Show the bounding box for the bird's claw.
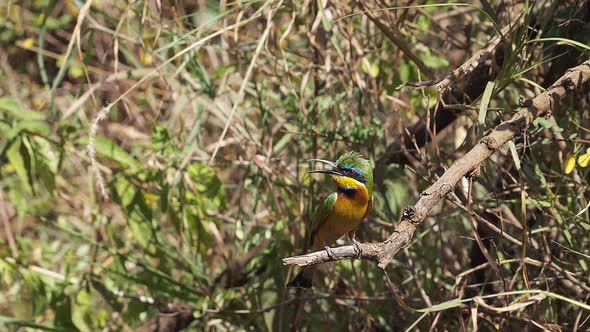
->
[352,239,362,259]
[324,245,336,260]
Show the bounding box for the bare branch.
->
[283,60,590,269]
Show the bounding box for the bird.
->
[287,151,373,289]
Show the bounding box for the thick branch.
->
[283,60,590,269]
[376,21,518,171]
[282,221,415,269]
[136,303,195,332]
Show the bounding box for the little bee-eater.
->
[287,151,373,289]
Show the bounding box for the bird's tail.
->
[286,267,316,289]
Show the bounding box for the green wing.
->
[309,192,337,246]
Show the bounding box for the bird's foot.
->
[324,245,336,260]
[352,238,362,259]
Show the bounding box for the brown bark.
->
[136,303,195,332]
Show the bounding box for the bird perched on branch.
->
[287,151,373,289]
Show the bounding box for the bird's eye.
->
[341,167,359,177]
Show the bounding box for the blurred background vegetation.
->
[0,0,589,331]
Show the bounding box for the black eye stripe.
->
[338,166,367,183]
[340,166,359,174]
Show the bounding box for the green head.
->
[308,151,374,196]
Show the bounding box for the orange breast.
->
[311,186,370,250]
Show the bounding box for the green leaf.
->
[421,49,449,69]
[417,298,462,312]
[37,159,56,193]
[4,135,57,194]
[525,198,552,208]
[6,136,33,193]
[32,136,59,173]
[112,175,153,248]
[0,315,61,331]
[52,291,76,330]
[17,119,51,135]
[530,37,590,52]
[362,59,379,78]
[0,97,46,121]
[0,122,16,141]
[0,97,21,114]
[78,136,140,169]
[533,117,553,129]
[478,81,495,127]
[186,163,226,212]
[533,163,547,187]
[113,175,136,207]
[399,62,411,82]
[152,124,171,152]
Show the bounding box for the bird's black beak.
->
[307,159,342,176]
